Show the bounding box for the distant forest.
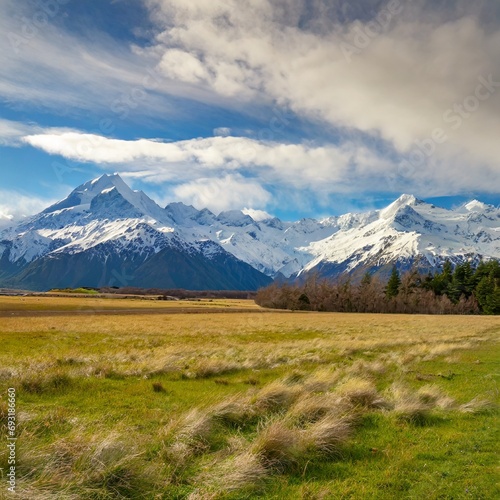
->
[255,260,500,315]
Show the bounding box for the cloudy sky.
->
[1,0,499,222]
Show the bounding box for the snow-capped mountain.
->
[297,195,500,281]
[0,174,498,291]
[0,174,271,291]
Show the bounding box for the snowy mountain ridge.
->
[1,174,499,290]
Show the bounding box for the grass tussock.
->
[301,414,352,456]
[417,384,456,410]
[253,380,301,412]
[251,419,303,471]
[88,364,127,380]
[1,298,498,499]
[302,368,341,393]
[56,357,86,367]
[194,451,268,497]
[386,383,433,424]
[165,409,216,455]
[336,377,387,409]
[347,359,388,376]
[458,397,497,414]
[16,430,148,499]
[191,359,239,379]
[210,396,257,427]
[20,371,73,394]
[286,392,348,426]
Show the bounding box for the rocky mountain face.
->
[1,174,498,290]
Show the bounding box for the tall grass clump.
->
[20,371,73,394]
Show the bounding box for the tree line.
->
[255,260,500,315]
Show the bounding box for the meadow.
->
[0,297,498,499]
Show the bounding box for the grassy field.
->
[0,297,498,499]
[0,296,260,312]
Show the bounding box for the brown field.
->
[0,296,498,499]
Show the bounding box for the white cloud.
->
[213,127,231,137]
[0,189,56,227]
[0,0,263,121]
[21,130,387,191]
[144,0,500,184]
[21,127,500,199]
[174,175,271,213]
[3,0,500,212]
[242,208,273,221]
[0,118,39,146]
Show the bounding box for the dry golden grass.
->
[286,392,347,425]
[0,297,498,498]
[301,414,352,456]
[458,396,497,414]
[252,380,302,412]
[164,408,215,455]
[417,384,456,410]
[302,367,342,393]
[0,295,260,312]
[251,419,303,470]
[336,377,383,409]
[204,450,268,493]
[210,396,257,426]
[1,303,497,386]
[386,382,433,423]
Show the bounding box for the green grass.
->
[0,299,498,498]
[50,288,100,295]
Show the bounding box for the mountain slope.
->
[296,195,500,281]
[0,174,272,291]
[1,175,498,290]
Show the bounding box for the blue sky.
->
[1,0,499,223]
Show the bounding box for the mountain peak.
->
[217,210,254,226]
[43,173,133,214]
[2,175,499,291]
[165,202,200,224]
[38,173,171,225]
[90,172,122,184]
[463,200,490,212]
[380,194,421,219]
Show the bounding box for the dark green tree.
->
[447,261,474,302]
[360,272,372,286]
[386,266,401,298]
[297,293,311,310]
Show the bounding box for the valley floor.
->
[0,297,498,499]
